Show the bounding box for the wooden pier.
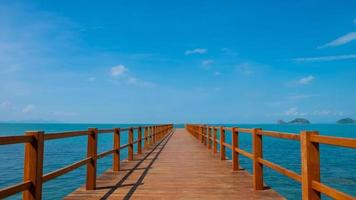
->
[65,128,283,199]
[0,124,355,200]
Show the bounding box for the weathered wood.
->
[128,128,134,161]
[213,127,217,153]
[113,128,120,171]
[65,129,283,200]
[220,126,226,160]
[138,127,142,154]
[301,131,320,200]
[86,128,98,190]
[144,127,148,149]
[232,127,239,171]
[23,131,44,200]
[253,128,263,190]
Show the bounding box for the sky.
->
[0,0,356,123]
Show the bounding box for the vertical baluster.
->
[113,128,120,171]
[213,127,217,153]
[252,128,263,190]
[144,127,148,149]
[220,127,226,160]
[207,127,212,149]
[301,131,320,200]
[232,127,239,171]
[23,131,44,200]
[138,127,142,154]
[128,128,134,161]
[86,128,98,190]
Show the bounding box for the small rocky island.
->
[277,118,310,124]
[337,118,355,124]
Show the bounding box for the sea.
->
[0,123,355,199]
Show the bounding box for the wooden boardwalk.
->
[65,128,284,200]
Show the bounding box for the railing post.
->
[207,127,212,149]
[113,128,120,171]
[144,127,148,149]
[232,127,239,171]
[23,131,44,200]
[301,131,321,200]
[86,128,98,190]
[138,127,142,154]
[220,127,226,160]
[252,128,263,190]
[128,128,134,161]
[213,127,217,153]
[204,126,207,146]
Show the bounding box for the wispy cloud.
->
[22,104,35,113]
[235,62,254,76]
[185,48,207,55]
[109,65,155,88]
[0,101,13,110]
[110,65,128,77]
[292,54,356,62]
[354,19,356,24]
[318,32,356,48]
[213,71,221,76]
[201,59,214,70]
[298,75,314,85]
[284,107,307,116]
[288,94,319,100]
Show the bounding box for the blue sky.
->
[0,0,356,123]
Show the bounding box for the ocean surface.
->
[0,123,355,200]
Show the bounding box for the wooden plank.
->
[43,158,91,182]
[232,127,239,171]
[65,128,284,200]
[0,135,34,145]
[220,127,226,160]
[44,130,88,140]
[310,135,356,148]
[259,130,300,141]
[312,181,354,200]
[0,181,31,199]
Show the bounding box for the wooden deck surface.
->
[65,128,284,199]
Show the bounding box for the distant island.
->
[277,118,311,124]
[337,118,355,124]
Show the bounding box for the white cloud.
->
[236,62,254,76]
[288,94,319,100]
[0,101,12,109]
[201,60,214,69]
[126,77,155,88]
[22,104,35,113]
[292,54,356,62]
[318,32,356,48]
[284,107,307,116]
[298,75,314,85]
[185,48,207,55]
[110,65,128,77]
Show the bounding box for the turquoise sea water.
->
[0,123,355,199]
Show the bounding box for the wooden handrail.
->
[185,124,356,200]
[0,124,173,199]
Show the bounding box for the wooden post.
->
[232,127,239,171]
[128,128,134,161]
[113,128,120,171]
[23,131,44,200]
[252,128,263,190]
[204,126,207,146]
[207,127,212,149]
[301,131,321,200]
[86,128,98,190]
[220,127,226,160]
[144,127,148,149]
[213,127,217,153]
[138,127,142,154]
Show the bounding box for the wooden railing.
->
[185,124,356,200]
[0,124,173,200]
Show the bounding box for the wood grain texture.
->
[65,128,284,200]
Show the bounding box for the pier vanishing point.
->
[0,124,355,200]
